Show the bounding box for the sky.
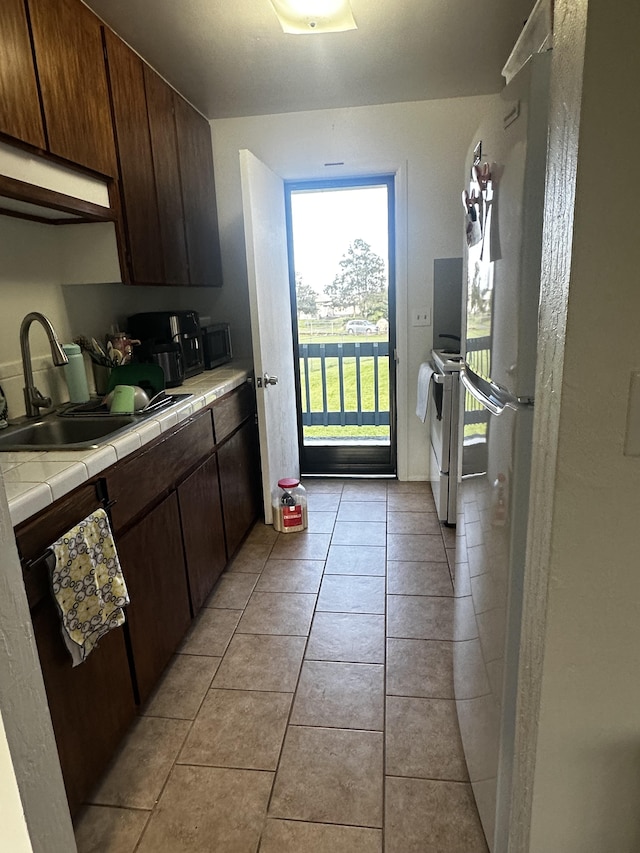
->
[289,185,389,298]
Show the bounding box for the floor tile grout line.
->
[237,589,321,596]
[129,711,193,853]
[386,556,453,561]
[259,523,331,845]
[77,481,472,850]
[384,772,474,785]
[259,814,384,830]
[384,772,471,784]
[189,524,280,853]
[286,722,385,735]
[132,522,280,852]
[387,591,454,599]
[130,809,153,853]
[83,803,152,814]
[386,692,459,701]
[87,657,220,820]
[382,485,388,853]
[305,655,385,665]
[262,482,388,846]
[173,758,285,773]
[387,634,454,641]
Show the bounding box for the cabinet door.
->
[178,454,227,614]
[32,607,134,816]
[107,411,214,534]
[0,0,45,148]
[174,95,223,287]
[217,418,261,557]
[213,381,256,445]
[116,492,191,704]
[144,65,189,285]
[103,29,164,284]
[28,0,117,176]
[15,485,136,818]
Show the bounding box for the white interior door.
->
[240,149,300,523]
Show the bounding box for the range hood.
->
[0,141,115,224]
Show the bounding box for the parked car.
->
[345,319,377,335]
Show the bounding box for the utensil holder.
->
[93,364,112,396]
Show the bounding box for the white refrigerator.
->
[453,51,551,852]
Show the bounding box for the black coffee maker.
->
[128,311,204,387]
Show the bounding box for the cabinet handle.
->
[23,549,54,573]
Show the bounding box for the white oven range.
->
[428,348,463,525]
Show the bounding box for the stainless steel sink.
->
[0,415,138,451]
[0,393,193,451]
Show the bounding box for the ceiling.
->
[84,0,535,120]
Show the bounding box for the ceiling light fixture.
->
[269,0,357,34]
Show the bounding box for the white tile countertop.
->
[1,363,253,527]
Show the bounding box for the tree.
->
[295,273,318,318]
[325,238,386,319]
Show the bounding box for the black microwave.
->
[202,323,232,370]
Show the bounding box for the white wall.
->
[210,95,496,479]
[0,216,228,418]
[512,1,640,850]
[0,468,77,852]
[1,218,70,415]
[0,713,32,853]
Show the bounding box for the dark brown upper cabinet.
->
[103,29,164,284]
[105,40,222,288]
[0,0,45,149]
[174,94,223,287]
[27,0,117,177]
[144,65,189,286]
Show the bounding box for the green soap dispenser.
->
[62,344,90,403]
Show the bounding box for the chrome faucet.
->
[20,312,68,418]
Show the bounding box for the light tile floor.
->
[74,479,489,853]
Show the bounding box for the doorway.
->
[285,176,396,475]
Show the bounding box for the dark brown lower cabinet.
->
[178,453,227,614]
[217,417,261,557]
[14,484,136,818]
[12,383,260,818]
[31,609,134,816]
[116,491,191,704]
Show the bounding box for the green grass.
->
[298,322,390,441]
[299,331,387,345]
[301,356,388,406]
[300,349,390,442]
[466,315,490,340]
[305,425,390,440]
[464,423,487,439]
[298,325,487,443]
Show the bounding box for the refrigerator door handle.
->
[461,364,533,415]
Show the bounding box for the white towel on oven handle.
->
[416,362,434,423]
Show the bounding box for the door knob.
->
[257,373,278,387]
